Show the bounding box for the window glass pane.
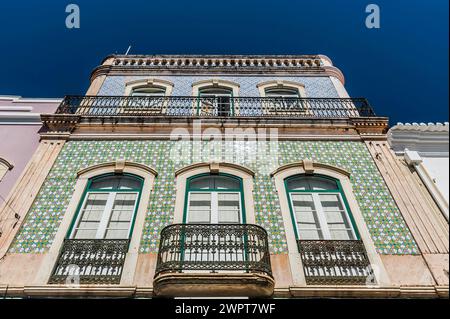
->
[188,193,211,223]
[189,176,240,190]
[131,87,166,96]
[189,176,214,189]
[105,193,138,239]
[291,194,323,240]
[199,88,232,96]
[265,88,299,97]
[329,229,355,240]
[74,229,98,239]
[105,229,129,239]
[319,194,355,240]
[90,175,142,190]
[218,193,240,223]
[73,193,108,239]
[214,176,240,189]
[287,176,338,191]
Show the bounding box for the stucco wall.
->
[0,99,59,202]
[422,157,449,203]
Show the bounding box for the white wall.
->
[422,157,449,203]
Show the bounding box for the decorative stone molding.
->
[175,162,255,177]
[90,55,346,83]
[124,78,174,96]
[270,160,351,178]
[191,79,240,97]
[40,114,80,133]
[388,122,449,156]
[256,80,306,97]
[111,55,323,68]
[350,117,389,138]
[77,161,158,178]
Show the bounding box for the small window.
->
[0,159,12,182]
[186,174,243,224]
[70,174,143,240]
[264,87,303,112]
[265,87,300,98]
[286,175,358,241]
[131,87,166,97]
[198,87,233,116]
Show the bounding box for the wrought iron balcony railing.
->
[55,96,376,118]
[48,239,130,285]
[297,240,373,285]
[155,224,273,277]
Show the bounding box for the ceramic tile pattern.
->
[10,140,419,255]
[98,76,340,98]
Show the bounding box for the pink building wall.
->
[0,96,61,202]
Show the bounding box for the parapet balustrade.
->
[297,239,373,285]
[55,96,376,118]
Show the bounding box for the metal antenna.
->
[125,45,132,55]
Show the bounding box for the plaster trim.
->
[173,162,256,225]
[271,161,391,287]
[124,78,174,96]
[256,80,306,97]
[34,161,158,286]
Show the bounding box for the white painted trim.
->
[272,163,391,287]
[256,80,306,98]
[192,79,240,98]
[0,96,62,104]
[33,162,157,286]
[404,151,450,220]
[173,163,255,225]
[124,78,174,96]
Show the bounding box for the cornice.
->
[388,123,449,155]
[90,55,346,84]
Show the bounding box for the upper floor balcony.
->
[54,95,376,119]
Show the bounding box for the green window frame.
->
[284,174,360,241]
[183,173,246,224]
[67,173,144,240]
[197,87,235,116]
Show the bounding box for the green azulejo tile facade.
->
[10,140,419,255]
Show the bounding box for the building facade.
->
[0,96,60,209]
[388,122,449,220]
[0,55,448,298]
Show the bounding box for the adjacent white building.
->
[388,122,449,220]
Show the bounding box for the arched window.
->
[0,158,13,182]
[192,80,240,116]
[130,86,166,97]
[265,87,300,98]
[185,174,244,224]
[69,174,143,240]
[198,87,233,117]
[285,174,359,241]
[257,80,307,114]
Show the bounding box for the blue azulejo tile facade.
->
[10,140,419,255]
[98,76,340,98]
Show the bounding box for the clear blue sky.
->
[0,0,448,124]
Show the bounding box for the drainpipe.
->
[404,149,449,221]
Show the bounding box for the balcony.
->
[54,96,376,118]
[153,224,274,297]
[297,240,373,285]
[48,239,129,285]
